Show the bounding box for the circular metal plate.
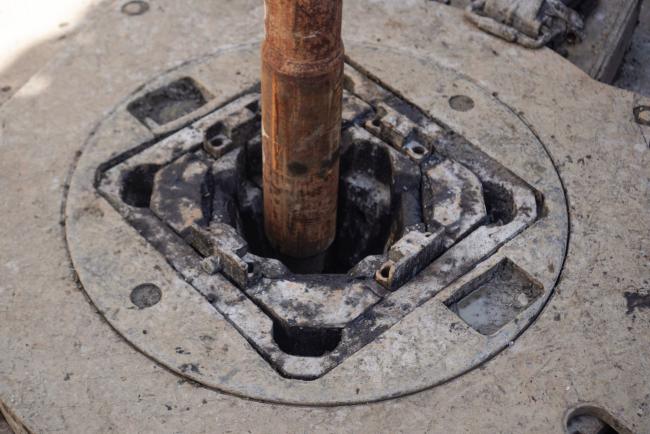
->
[65,44,568,405]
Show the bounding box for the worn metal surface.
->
[0,0,648,432]
[261,0,344,258]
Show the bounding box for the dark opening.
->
[246,100,260,113]
[483,181,516,226]
[329,140,394,272]
[272,321,342,357]
[379,264,392,279]
[120,164,160,208]
[127,77,210,126]
[238,138,396,275]
[566,406,625,434]
[568,0,600,18]
[412,145,426,155]
[205,122,225,147]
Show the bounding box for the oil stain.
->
[624,291,650,314]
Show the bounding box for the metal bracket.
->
[375,229,446,290]
[187,223,261,289]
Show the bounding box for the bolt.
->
[261,0,344,259]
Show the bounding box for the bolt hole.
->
[205,122,225,146]
[247,262,255,275]
[121,1,149,16]
[130,284,162,309]
[120,164,160,208]
[372,118,381,127]
[272,321,342,358]
[412,145,426,155]
[380,264,392,280]
[449,95,475,112]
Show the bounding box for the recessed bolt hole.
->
[272,321,342,358]
[247,262,255,274]
[380,264,392,280]
[120,164,160,208]
[130,283,162,309]
[412,145,426,155]
[449,95,475,112]
[121,1,149,16]
[205,122,225,146]
[372,118,381,127]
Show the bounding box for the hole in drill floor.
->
[483,181,516,226]
[272,321,342,358]
[120,164,160,208]
[567,415,618,434]
[239,136,396,275]
[446,259,543,335]
[127,77,212,127]
[566,406,630,434]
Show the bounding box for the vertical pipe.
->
[261,0,344,259]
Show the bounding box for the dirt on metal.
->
[261,0,344,258]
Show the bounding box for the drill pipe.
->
[261,0,344,259]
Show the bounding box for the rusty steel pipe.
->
[261,0,344,259]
